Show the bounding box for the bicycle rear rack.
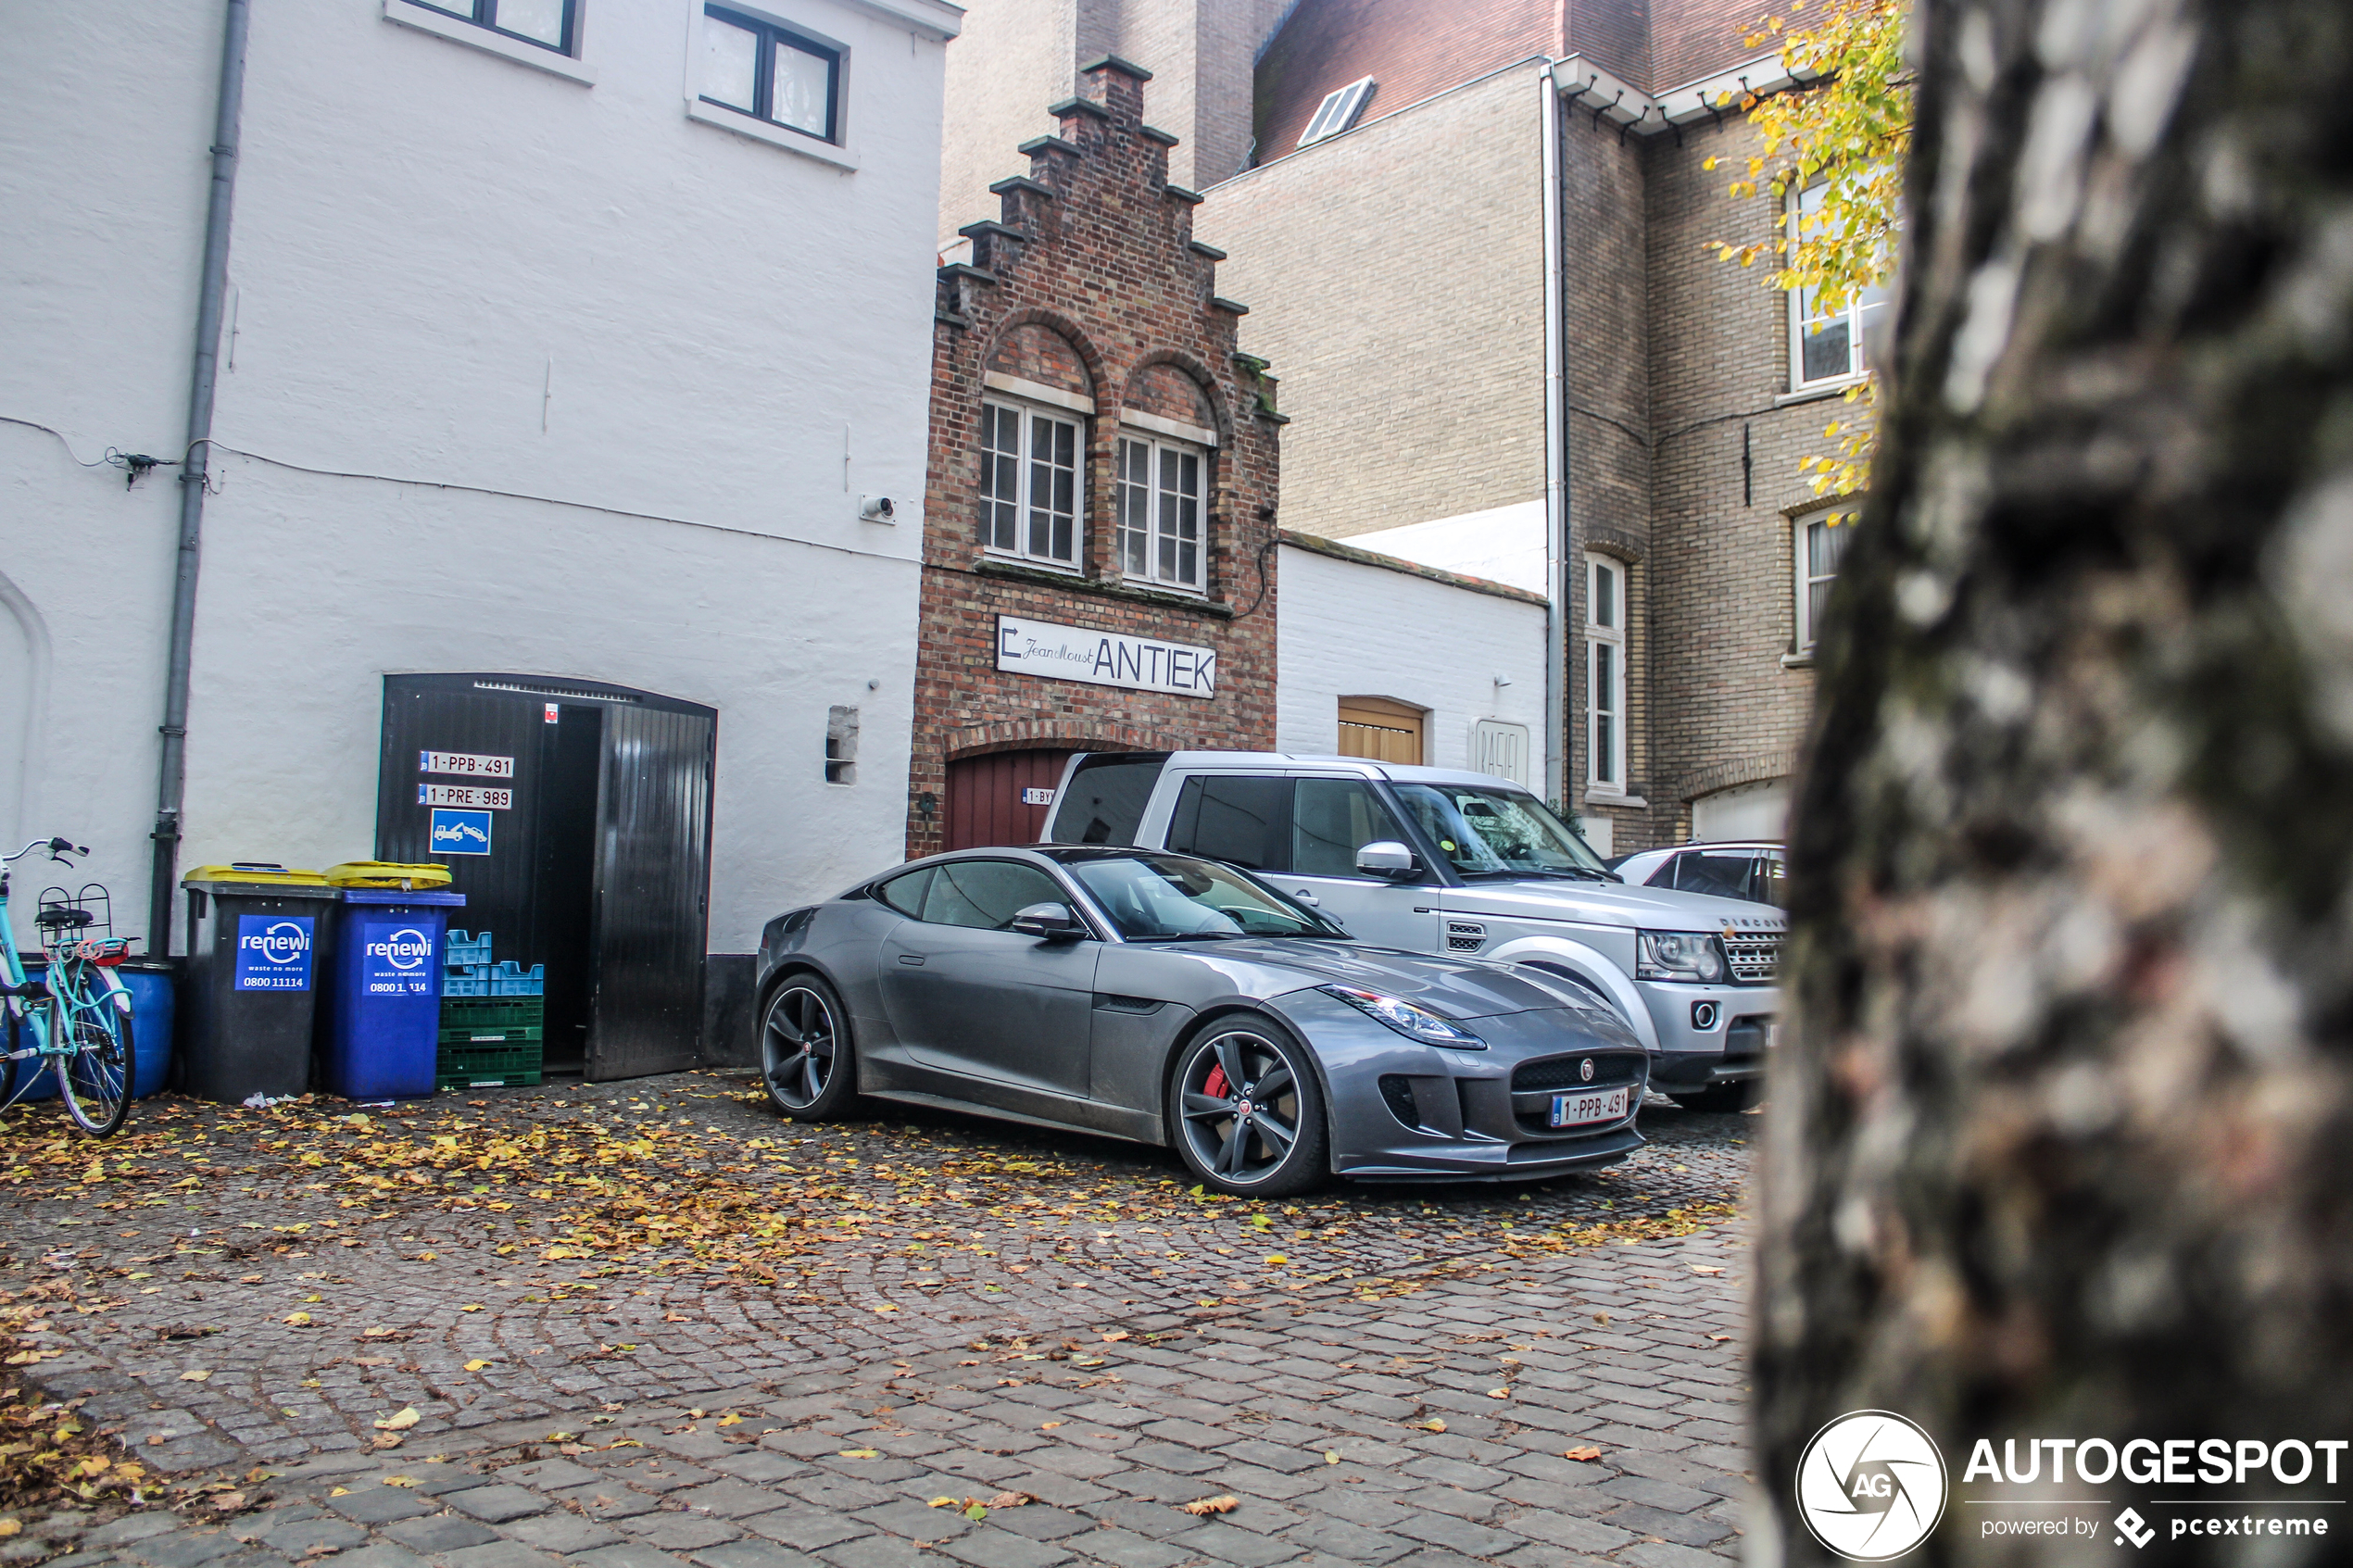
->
[36,884,132,962]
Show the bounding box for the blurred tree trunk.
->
[1758,0,2353,1554]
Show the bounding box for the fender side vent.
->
[1092,994,1164,1013]
[1445,920,1486,952]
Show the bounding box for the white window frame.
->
[979,398,1084,571]
[1299,76,1377,149]
[1115,433,1208,593]
[1794,505,1856,652]
[1585,554,1626,791]
[1786,181,1893,391]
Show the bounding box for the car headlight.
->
[1636,931,1728,984]
[1319,985,1486,1049]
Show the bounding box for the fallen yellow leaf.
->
[928,1498,961,1509]
[374,1407,421,1432]
[1487,1388,1511,1399]
[1421,1418,1447,1433]
[1325,1451,1340,1465]
[1181,1496,1239,1516]
[1691,1265,1724,1275]
[282,1311,313,1326]
[382,1476,417,1488]
[716,1413,743,1426]
[0,1520,19,1538]
[1566,1445,1604,1461]
[1264,1254,1288,1266]
[329,1487,350,1498]
[838,1449,879,1459]
[1040,1421,1063,1430]
[182,1369,212,1382]
[459,1304,483,1313]
[464,1360,492,1372]
[987,1492,1035,1509]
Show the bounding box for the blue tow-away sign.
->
[430,808,494,856]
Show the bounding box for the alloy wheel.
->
[762,985,839,1111]
[1177,1028,1303,1186]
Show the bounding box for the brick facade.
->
[911,56,1285,859]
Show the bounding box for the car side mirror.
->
[1354,841,1419,879]
[1009,901,1087,941]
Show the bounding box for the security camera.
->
[859,495,895,521]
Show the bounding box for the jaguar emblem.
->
[1579,1059,1595,1083]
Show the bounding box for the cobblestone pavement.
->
[2,1074,1754,1568]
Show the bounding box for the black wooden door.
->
[586,700,714,1081]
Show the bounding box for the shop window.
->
[1115,435,1205,591]
[701,4,841,143]
[413,0,575,53]
[825,705,858,784]
[1587,555,1625,790]
[1794,508,1855,651]
[982,400,1082,568]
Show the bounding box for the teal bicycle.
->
[1,837,136,1137]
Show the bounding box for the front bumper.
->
[1269,988,1649,1181]
[1636,980,1779,1090]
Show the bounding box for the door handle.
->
[1291,891,1320,906]
[897,954,927,966]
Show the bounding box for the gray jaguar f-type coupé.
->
[753,847,1649,1194]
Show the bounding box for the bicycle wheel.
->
[51,977,132,1137]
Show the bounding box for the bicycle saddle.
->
[35,908,94,929]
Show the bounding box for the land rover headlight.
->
[1636,931,1728,984]
[1319,985,1486,1049]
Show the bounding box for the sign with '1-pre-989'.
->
[419,783,512,809]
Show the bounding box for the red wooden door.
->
[944,750,1079,850]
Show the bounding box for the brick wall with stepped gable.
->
[910,56,1286,860]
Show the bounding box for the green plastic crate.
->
[436,1037,544,1090]
[439,997,544,1031]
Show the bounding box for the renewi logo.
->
[365,927,433,971]
[240,920,311,966]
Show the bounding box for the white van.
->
[1046,751,1781,1110]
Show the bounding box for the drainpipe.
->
[151,0,251,954]
[1538,59,1570,810]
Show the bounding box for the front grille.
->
[1445,920,1486,953]
[1724,930,1782,983]
[1511,1053,1644,1093]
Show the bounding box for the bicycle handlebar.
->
[4,837,85,865]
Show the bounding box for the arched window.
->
[981,326,1093,570]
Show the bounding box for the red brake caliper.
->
[1203,1064,1230,1098]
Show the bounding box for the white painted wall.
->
[1277,543,1548,789]
[1346,499,1548,596]
[1,0,957,958]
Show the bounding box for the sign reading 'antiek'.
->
[996,615,1217,699]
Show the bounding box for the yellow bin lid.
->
[181,862,331,886]
[325,860,454,889]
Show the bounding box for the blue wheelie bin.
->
[321,886,466,1099]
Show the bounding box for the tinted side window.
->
[1670,852,1755,901]
[919,860,1066,930]
[1167,775,1291,872]
[1045,753,1167,846]
[1292,779,1411,878]
[875,868,933,916]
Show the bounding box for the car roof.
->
[1152,750,1530,790]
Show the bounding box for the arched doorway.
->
[944,749,1080,849]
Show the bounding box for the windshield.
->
[1390,784,1616,879]
[1065,854,1340,941]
